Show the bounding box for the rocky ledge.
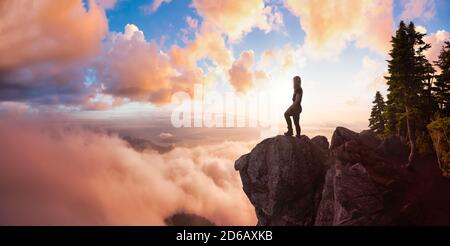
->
[235,127,450,226]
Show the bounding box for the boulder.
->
[235,135,327,225]
[236,126,450,226]
[311,135,329,150]
[330,127,359,150]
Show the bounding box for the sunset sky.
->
[1,0,450,137]
[0,0,449,225]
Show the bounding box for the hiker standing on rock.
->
[284,76,303,138]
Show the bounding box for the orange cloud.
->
[260,45,304,72]
[399,0,436,21]
[95,24,178,104]
[228,50,268,92]
[95,24,220,104]
[87,21,234,105]
[170,25,232,70]
[192,0,283,42]
[285,0,393,58]
[0,0,108,70]
[0,0,112,106]
[0,115,256,225]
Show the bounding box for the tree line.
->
[369,21,450,169]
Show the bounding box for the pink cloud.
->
[185,16,199,30]
[97,0,120,9]
[424,30,450,67]
[141,0,172,14]
[192,0,283,42]
[0,115,256,225]
[400,0,436,21]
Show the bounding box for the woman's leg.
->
[293,113,301,136]
[284,110,293,135]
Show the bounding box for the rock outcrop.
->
[428,117,450,176]
[235,136,327,225]
[235,127,450,226]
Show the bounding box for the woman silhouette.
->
[284,76,302,137]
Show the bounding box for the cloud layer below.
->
[0,115,256,225]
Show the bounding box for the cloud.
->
[141,0,172,14]
[228,50,267,92]
[0,115,256,225]
[192,0,283,42]
[0,0,108,70]
[159,132,174,139]
[94,23,236,104]
[95,24,203,104]
[0,0,109,106]
[416,25,428,34]
[399,0,436,21]
[355,56,387,91]
[0,101,31,114]
[284,0,393,59]
[259,45,305,72]
[158,132,176,144]
[168,24,234,91]
[0,1,280,108]
[185,16,199,30]
[97,0,120,9]
[170,25,233,70]
[424,30,450,66]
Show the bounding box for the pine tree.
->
[384,93,405,136]
[369,91,386,136]
[385,21,429,168]
[411,23,437,155]
[415,31,436,123]
[434,41,450,116]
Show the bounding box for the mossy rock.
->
[427,117,450,176]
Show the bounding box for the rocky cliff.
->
[428,117,450,177]
[235,127,450,226]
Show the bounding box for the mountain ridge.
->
[235,127,450,225]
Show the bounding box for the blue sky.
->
[99,0,449,132]
[1,0,450,135]
[103,0,450,55]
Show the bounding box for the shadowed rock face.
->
[236,127,450,226]
[235,136,327,225]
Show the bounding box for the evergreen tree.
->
[384,93,404,136]
[369,91,386,136]
[411,24,437,155]
[434,41,450,116]
[385,21,433,168]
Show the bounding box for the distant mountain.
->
[164,212,215,226]
[121,135,174,154]
[235,127,450,225]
